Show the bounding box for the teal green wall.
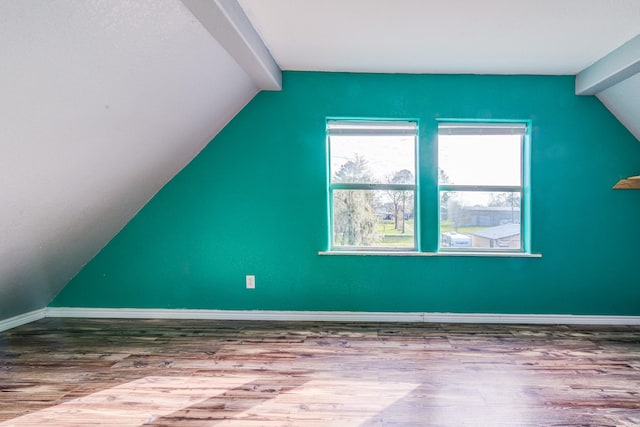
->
[51,72,640,315]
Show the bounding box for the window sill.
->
[318,251,542,258]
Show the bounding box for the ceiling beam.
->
[181,0,281,91]
[576,34,640,95]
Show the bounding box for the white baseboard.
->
[44,308,424,322]
[422,312,640,325]
[44,307,640,326]
[0,308,47,332]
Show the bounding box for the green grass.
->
[439,220,483,235]
[371,219,483,247]
[377,219,414,246]
[381,235,413,244]
[378,219,414,235]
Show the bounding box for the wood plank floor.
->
[0,318,639,426]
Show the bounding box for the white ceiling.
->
[238,0,640,74]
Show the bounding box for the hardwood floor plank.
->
[1,318,639,426]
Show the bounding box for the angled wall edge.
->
[0,309,47,333]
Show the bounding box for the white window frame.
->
[327,120,418,252]
[437,122,528,253]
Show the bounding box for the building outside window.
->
[438,122,527,252]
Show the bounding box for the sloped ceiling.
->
[598,71,640,141]
[579,35,640,141]
[0,0,265,320]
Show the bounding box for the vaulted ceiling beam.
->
[576,34,640,95]
[181,0,281,91]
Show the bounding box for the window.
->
[438,123,526,252]
[324,120,531,255]
[327,120,417,251]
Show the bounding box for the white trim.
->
[0,309,46,332]
[422,313,640,325]
[45,308,640,326]
[44,308,423,323]
[180,0,281,90]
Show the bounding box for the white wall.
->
[0,0,258,319]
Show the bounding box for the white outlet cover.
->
[246,275,255,289]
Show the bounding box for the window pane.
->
[333,189,415,249]
[330,134,415,184]
[438,134,522,186]
[440,191,521,250]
